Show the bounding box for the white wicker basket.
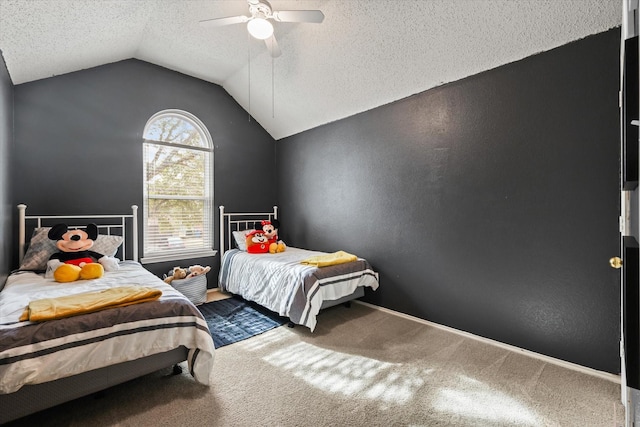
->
[170,275,207,305]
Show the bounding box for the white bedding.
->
[0,261,215,394]
[221,247,323,315]
[219,247,379,331]
[0,262,184,325]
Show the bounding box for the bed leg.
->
[172,364,183,375]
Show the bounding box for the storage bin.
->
[170,275,207,305]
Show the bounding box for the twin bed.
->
[218,206,379,331]
[0,204,379,423]
[0,205,215,424]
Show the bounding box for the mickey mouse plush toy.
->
[46,223,119,283]
[256,219,286,254]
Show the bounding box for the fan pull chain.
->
[247,31,251,122]
[271,40,275,118]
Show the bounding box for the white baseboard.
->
[355,300,620,384]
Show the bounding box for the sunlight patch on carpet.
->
[263,341,545,423]
[262,341,425,404]
[433,375,542,426]
[238,326,291,351]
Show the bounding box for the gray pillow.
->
[232,229,254,251]
[19,227,124,271]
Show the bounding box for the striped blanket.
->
[219,247,379,331]
[0,261,215,395]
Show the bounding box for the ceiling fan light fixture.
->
[247,18,274,40]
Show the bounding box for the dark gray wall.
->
[6,31,622,374]
[11,59,276,280]
[0,51,12,289]
[277,29,621,373]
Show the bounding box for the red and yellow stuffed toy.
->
[256,219,286,254]
[246,230,271,254]
[46,223,119,282]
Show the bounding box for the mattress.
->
[219,247,379,331]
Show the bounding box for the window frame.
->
[140,109,215,264]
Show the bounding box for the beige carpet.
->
[7,303,624,426]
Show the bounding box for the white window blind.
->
[142,110,214,262]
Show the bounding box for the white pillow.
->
[232,229,254,251]
[19,227,124,271]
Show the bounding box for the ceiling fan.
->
[199,0,325,58]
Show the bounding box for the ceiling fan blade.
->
[272,10,324,23]
[264,35,282,58]
[199,15,249,27]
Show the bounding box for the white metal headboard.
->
[218,205,278,259]
[18,204,139,263]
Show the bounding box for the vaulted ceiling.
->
[0,0,621,140]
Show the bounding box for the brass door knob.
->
[610,257,623,269]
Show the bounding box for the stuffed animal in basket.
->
[186,265,211,279]
[246,230,271,254]
[46,223,120,283]
[163,266,188,284]
[255,219,286,254]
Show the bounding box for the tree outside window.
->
[142,110,213,262]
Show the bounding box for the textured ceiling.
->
[0,0,621,140]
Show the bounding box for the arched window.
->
[141,110,214,262]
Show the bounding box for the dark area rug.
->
[198,296,287,348]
